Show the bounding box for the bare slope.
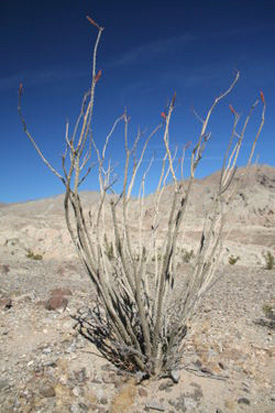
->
[0,165,274,265]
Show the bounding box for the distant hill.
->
[0,165,274,265]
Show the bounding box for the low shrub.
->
[26,249,43,261]
[263,251,274,270]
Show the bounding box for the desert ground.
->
[0,165,274,412]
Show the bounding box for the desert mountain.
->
[0,165,274,265]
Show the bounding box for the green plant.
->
[18,16,265,380]
[151,251,162,262]
[262,303,274,319]
[26,249,43,261]
[182,248,194,263]
[228,255,240,265]
[263,251,274,270]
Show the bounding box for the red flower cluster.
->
[86,16,99,29]
[95,70,102,84]
[229,104,236,115]
[18,83,24,96]
[260,90,265,104]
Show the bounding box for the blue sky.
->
[0,0,274,203]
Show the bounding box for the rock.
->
[89,403,106,413]
[238,397,250,405]
[100,397,108,405]
[70,404,80,413]
[0,297,12,310]
[168,395,186,411]
[218,361,225,370]
[170,369,180,383]
[78,403,89,412]
[42,347,52,355]
[45,295,68,311]
[102,371,116,383]
[70,404,90,413]
[72,386,81,397]
[39,382,56,398]
[189,383,203,401]
[145,401,165,411]
[18,295,32,304]
[159,379,174,391]
[138,387,148,397]
[74,367,87,383]
[0,264,10,274]
[135,370,148,384]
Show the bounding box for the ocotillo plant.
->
[18,17,265,380]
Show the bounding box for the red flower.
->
[18,83,24,96]
[229,104,236,114]
[95,70,102,84]
[86,16,99,29]
[260,90,265,104]
[161,112,166,120]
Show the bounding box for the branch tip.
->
[95,69,102,84]
[18,82,24,97]
[229,104,236,115]
[86,15,103,31]
[260,90,265,104]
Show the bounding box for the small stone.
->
[39,382,56,398]
[159,380,173,391]
[100,397,108,405]
[18,295,32,304]
[168,394,186,411]
[72,386,81,397]
[43,360,57,368]
[170,369,180,383]
[0,298,12,310]
[135,370,148,384]
[103,371,116,383]
[101,363,111,371]
[138,387,148,397]
[45,295,68,311]
[89,403,105,413]
[0,264,10,274]
[145,401,165,412]
[238,397,250,405]
[78,403,89,412]
[70,405,79,413]
[218,362,225,370]
[74,367,87,383]
[42,347,52,354]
